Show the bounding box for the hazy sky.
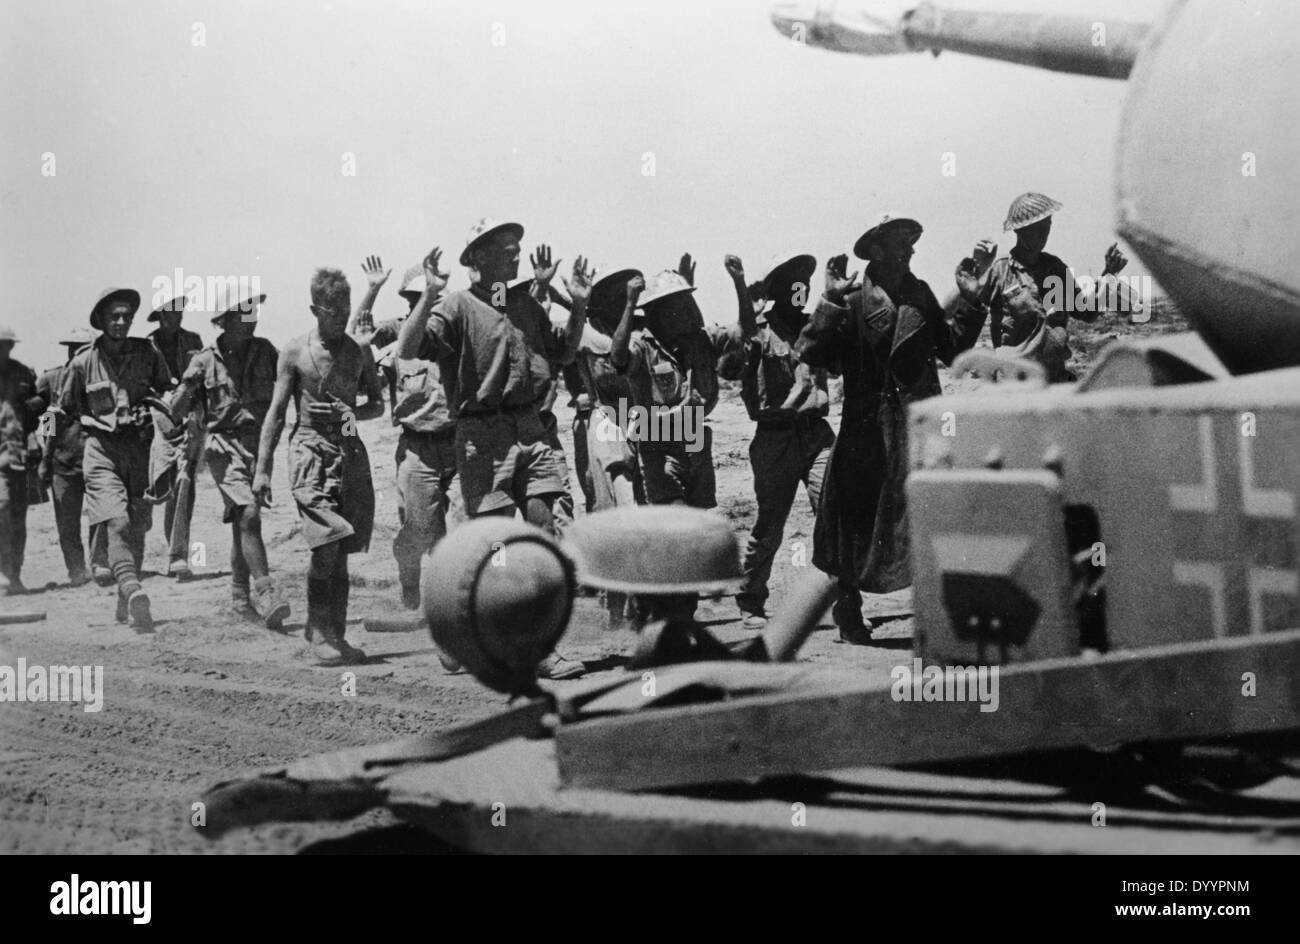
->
[2,0,1164,367]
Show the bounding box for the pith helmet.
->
[397,264,426,301]
[211,294,267,325]
[59,327,96,347]
[566,505,742,595]
[459,218,525,267]
[853,212,923,260]
[89,287,141,329]
[0,324,17,343]
[637,270,695,308]
[421,517,575,695]
[1003,192,1063,232]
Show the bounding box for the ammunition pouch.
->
[85,380,116,417]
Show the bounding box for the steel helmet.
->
[421,517,575,695]
[1003,192,1063,232]
[566,505,742,595]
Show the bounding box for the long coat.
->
[795,268,984,594]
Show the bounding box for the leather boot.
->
[252,576,290,629]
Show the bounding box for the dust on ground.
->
[0,302,1184,853]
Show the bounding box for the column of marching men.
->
[0,196,1129,674]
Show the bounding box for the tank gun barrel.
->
[771,2,1149,79]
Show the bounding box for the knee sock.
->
[112,560,141,599]
[107,524,141,597]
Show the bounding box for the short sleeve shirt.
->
[429,286,563,415]
[180,337,280,432]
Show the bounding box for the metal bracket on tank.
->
[951,349,1047,390]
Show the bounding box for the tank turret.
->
[771,1,1300,375]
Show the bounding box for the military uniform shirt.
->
[711,323,829,423]
[392,356,455,436]
[968,251,1097,348]
[0,359,39,471]
[429,286,563,415]
[35,363,86,473]
[179,337,280,433]
[148,327,204,383]
[57,337,172,434]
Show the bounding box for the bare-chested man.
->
[254,269,384,665]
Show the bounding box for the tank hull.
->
[383,735,1300,854]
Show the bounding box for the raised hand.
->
[724,254,745,283]
[626,274,646,304]
[971,239,997,276]
[422,246,449,297]
[530,244,561,285]
[562,256,595,303]
[351,319,376,346]
[1102,242,1128,276]
[824,253,860,303]
[955,260,982,299]
[677,252,696,287]
[361,254,391,289]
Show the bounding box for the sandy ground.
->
[0,305,1174,853]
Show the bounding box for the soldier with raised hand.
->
[712,253,835,629]
[798,214,984,643]
[610,260,719,623]
[56,289,173,630]
[431,220,588,531]
[389,247,459,610]
[612,255,720,510]
[576,266,646,513]
[346,252,451,607]
[955,192,1128,382]
[429,218,590,680]
[571,266,650,629]
[254,269,385,666]
[517,242,582,531]
[0,324,42,597]
[145,295,204,580]
[167,294,289,629]
[35,327,109,587]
